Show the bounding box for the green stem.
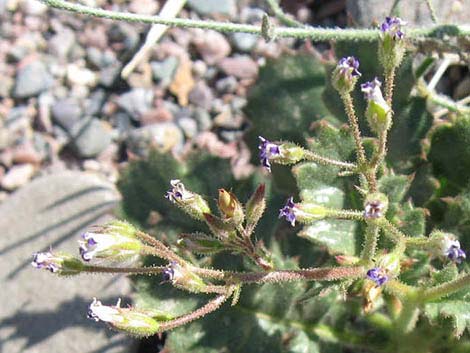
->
[340,92,367,166]
[361,224,380,263]
[378,218,407,244]
[424,0,438,24]
[394,299,419,334]
[405,236,431,248]
[82,265,164,274]
[265,0,305,28]
[421,273,470,302]
[304,151,357,170]
[328,209,364,221]
[39,0,470,42]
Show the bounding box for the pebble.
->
[187,0,236,16]
[151,57,179,87]
[13,61,53,98]
[84,88,106,116]
[1,163,35,191]
[188,81,213,110]
[12,140,42,164]
[117,88,154,121]
[177,116,198,138]
[48,27,76,60]
[0,128,11,151]
[141,106,173,125]
[218,55,258,79]
[193,107,212,131]
[126,122,184,156]
[51,98,83,132]
[231,33,258,52]
[66,63,98,87]
[70,117,112,158]
[215,76,238,93]
[194,30,231,65]
[128,0,159,15]
[191,60,207,79]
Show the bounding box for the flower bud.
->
[279,197,328,227]
[218,189,244,225]
[162,261,207,293]
[363,193,389,220]
[245,184,266,228]
[258,137,306,172]
[31,251,84,276]
[165,179,211,220]
[88,298,161,336]
[332,56,361,93]
[361,78,391,135]
[429,231,466,264]
[177,233,224,255]
[378,17,406,71]
[79,220,142,262]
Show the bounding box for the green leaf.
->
[299,220,357,256]
[244,54,332,148]
[424,300,470,337]
[428,116,470,190]
[378,174,410,203]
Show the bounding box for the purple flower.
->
[338,56,361,78]
[380,17,406,40]
[446,242,466,264]
[364,199,386,219]
[31,252,61,273]
[279,197,297,226]
[162,262,176,282]
[165,179,192,203]
[258,136,281,172]
[366,268,388,286]
[361,78,383,101]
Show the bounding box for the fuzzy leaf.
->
[428,116,470,190]
[424,300,470,337]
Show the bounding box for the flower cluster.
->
[338,56,361,78]
[380,17,406,40]
[366,268,389,287]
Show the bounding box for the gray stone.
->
[51,98,83,132]
[177,116,198,138]
[117,88,154,121]
[100,62,122,87]
[13,61,53,98]
[215,76,238,94]
[48,28,76,60]
[84,89,106,117]
[193,107,212,131]
[187,0,236,16]
[151,57,179,87]
[231,33,258,52]
[126,122,184,156]
[188,81,213,110]
[346,0,470,27]
[70,118,112,158]
[0,171,136,353]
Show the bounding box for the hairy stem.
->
[304,151,357,170]
[157,294,228,332]
[265,0,305,28]
[424,0,438,24]
[394,299,419,334]
[421,273,470,302]
[340,92,367,166]
[82,265,164,274]
[39,0,470,42]
[361,224,380,263]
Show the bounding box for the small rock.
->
[107,23,139,53]
[48,27,76,59]
[128,0,159,15]
[127,122,184,156]
[99,62,122,87]
[114,112,132,135]
[51,98,83,132]
[188,81,213,110]
[84,89,106,116]
[12,141,42,164]
[215,76,238,93]
[218,56,258,79]
[194,30,231,65]
[231,33,258,52]
[187,0,236,16]
[117,88,154,121]
[37,93,54,133]
[20,0,47,15]
[239,7,265,23]
[70,118,112,158]
[0,76,13,97]
[1,164,35,191]
[151,57,179,87]
[0,128,11,151]
[192,60,207,79]
[141,106,173,125]
[219,129,244,142]
[193,107,212,131]
[66,63,98,87]
[13,61,53,98]
[82,159,102,172]
[169,57,195,106]
[177,116,198,138]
